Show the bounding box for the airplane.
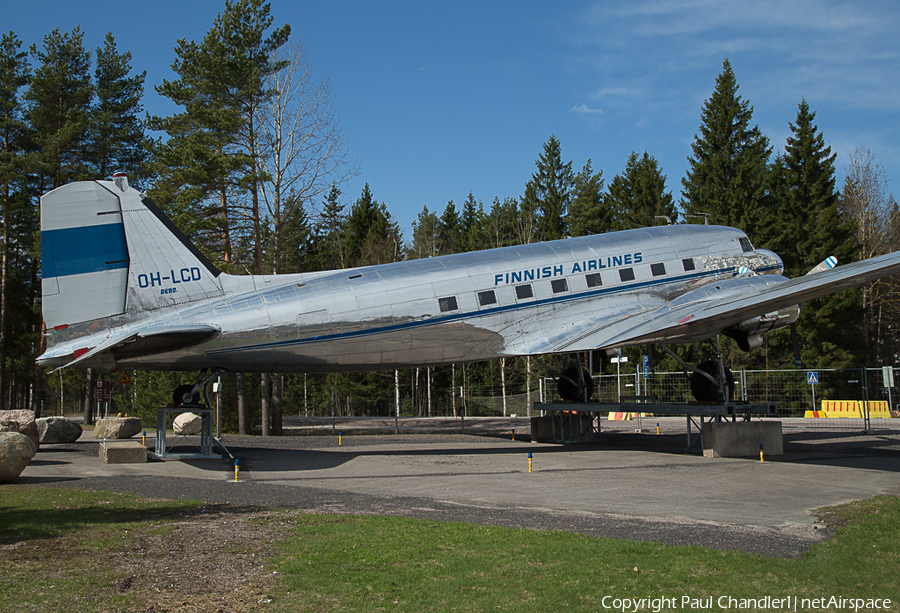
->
[36,173,900,405]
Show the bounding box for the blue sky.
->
[8,1,900,240]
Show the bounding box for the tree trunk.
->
[260,373,270,437]
[237,373,247,435]
[272,373,283,436]
[83,369,94,425]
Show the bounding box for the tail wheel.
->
[557,366,594,402]
[173,384,200,407]
[689,360,735,402]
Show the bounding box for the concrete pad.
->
[100,440,147,464]
[703,421,783,458]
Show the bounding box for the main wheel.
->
[557,366,594,402]
[689,360,735,402]
[173,384,200,407]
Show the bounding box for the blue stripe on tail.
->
[41,224,129,279]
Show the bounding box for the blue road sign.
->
[808,372,819,385]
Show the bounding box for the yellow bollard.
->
[512,429,515,442]
[234,458,240,481]
[142,431,146,446]
[528,452,532,473]
[339,431,342,446]
[656,423,660,435]
[759,444,764,463]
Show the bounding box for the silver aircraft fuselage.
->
[35,179,900,374]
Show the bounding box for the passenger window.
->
[551,279,568,294]
[515,284,533,299]
[651,263,666,277]
[682,258,695,272]
[619,268,635,282]
[585,273,602,288]
[439,296,458,312]
[478,290,496,306]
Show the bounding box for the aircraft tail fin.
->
[41,175,224,330]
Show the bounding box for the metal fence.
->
[542,367,900,430]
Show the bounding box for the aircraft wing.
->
[509,250,900,355]
[51,324,220,371]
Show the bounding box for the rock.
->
[173,412,202,435]
[94,417,142,439]
[0,431,37,482]
[100,441,147,464]
[36,417,83,444]
[0,410,39,449]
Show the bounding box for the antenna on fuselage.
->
[685,213,710,225]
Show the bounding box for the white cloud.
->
[570,102,604,114]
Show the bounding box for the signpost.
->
[884,366,895,419]
[611,351,628,402]
[118,372,133,415]
[93,380,111,421]
[807,371,818,414]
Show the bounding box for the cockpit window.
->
[739,237,753,253]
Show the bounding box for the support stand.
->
[153,407,219,460]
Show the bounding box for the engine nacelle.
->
[724,304,801,351]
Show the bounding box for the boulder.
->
[36,417,83,444]
[0,431,36,482]
[0,410,39,449]
[173,412,202,435]
[94,417,142,439]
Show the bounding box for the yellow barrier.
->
[607,412,651,421]
[804,400,892,418]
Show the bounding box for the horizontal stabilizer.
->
[53,324,219,371]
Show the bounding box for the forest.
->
[1,0,898,432]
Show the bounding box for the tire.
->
[173,384,200,407]
[557,366,594,402]
[689,360,735,402]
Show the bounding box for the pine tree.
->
[311,183,347,270]
[484,197,516,248]
[345,184,401,266]
[681,59,771,234]
[438,200,462,255]
[770,99,861,368]
[149,0,289,273]
[460,191,487,252]
[0,31,33,410]
[523,135,573,241]
[567,159,607,237]
[608,151,676,230]
[89,32,148,182]
[26,27,93,190]
[148,31,245,266]
[410,205,440,259]
[209,0,290,275]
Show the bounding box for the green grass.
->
[1,485,898,612]
[0,485,203,613]
[270,498,900,612]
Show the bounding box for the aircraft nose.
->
[757,249,783,275]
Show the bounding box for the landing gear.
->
[172,370,223,408]
[173,384,201,408]
[689,360,735,402]
[557,365,594,402]
[659,338,735,403]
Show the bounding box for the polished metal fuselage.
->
[40,224,782,373]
